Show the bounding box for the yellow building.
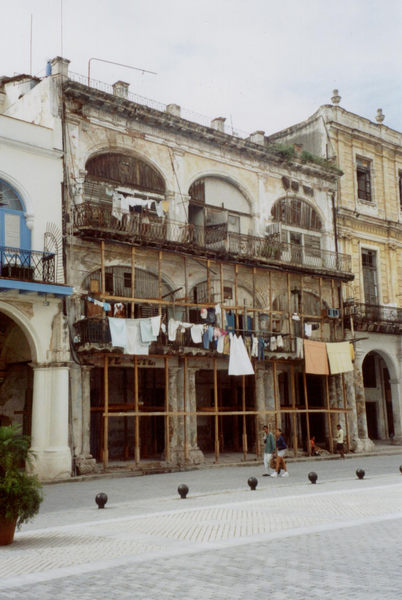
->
[269,92,402,448]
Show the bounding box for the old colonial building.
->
[0,73,73,480]
[2,57,378,478]
[269,91,402,448]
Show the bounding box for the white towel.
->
[108,317,127,348]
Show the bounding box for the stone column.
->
[255,367,266,458]
[74,366,96,475]
[30,364,72,480]
[167,366,181,464]
[354,350,375,451]
[70,363,82,456]
[390,378,402,444]
[343,371,363,452]
[186,368,204,464]
[265,363,276,430]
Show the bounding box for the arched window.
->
[0,179,30,250]
[271,197,322,231]
[188,177,251,249]
[85,153,165,197]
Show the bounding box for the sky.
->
[1,0,402,136]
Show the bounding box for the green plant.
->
[0,425,43,528]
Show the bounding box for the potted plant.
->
[0,425,43,545]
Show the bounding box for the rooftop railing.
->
[0,246,55,283]
[344,302,402,325]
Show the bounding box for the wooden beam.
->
[103,354,109,468]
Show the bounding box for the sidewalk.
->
[1,455,402,600]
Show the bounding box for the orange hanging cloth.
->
[303,340,329,375]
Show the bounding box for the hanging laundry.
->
[114,303,126,318]
[190,324,204,344]
[226,311,235,333]
[304,340,329,375]
[140,319,158,343]
[200,308,208,320]
[276,335,284,350]
[202,329,210,349]
[217,334,225,353]
[228,334,254,376]
[295,337,304,358]
[215,304,221,316]
[207,307,216,324]
[326,342,354,374]
[223,335,230,354]
[108,317,127,349]
[168,319,180,341]
[350,342,355,362]
[270,337,277,351]
[251,336,259,358]
[304,323,312,338]
[150,315,161,337]
[258,338,265,360]
[126,319,150,355]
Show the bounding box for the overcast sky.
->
[2,0,402,137]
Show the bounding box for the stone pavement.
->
[1,455,402,599]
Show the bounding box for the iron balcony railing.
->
[344,302,402,325]
[0,246,56,283]
[74,201,352,274]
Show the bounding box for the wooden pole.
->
[290,364,297,455]
[164,356,170,462]
[103,354,109,468]
[273,361,279,430]
[242,375,247,460]
[341,372,349,452]
[303,372,311,453]
[158,250,162,316]
[220,262,225,328]
[134,356,140,464]
[183,357,189,463]
[326,375,333,453]
[101,240,105,294]
[131,246,136,317]
[214,357,219,462]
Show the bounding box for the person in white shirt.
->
[335,424,345,458]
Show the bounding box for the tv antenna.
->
[87,58,157,86]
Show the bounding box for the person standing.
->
[262,425,276,476]
[271,428,289,477]
[335,424,345,458]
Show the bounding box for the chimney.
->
[331,89,341,105]
[249,130,265,145]
[113,81,129,99]
[211,117,226,132]
[166,103,181,117]
[50,57,70,80]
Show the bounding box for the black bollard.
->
[399,465,402,474]
[308,471,318,484]
[178,484,189,499]
[95,492,108,509]
[356,469,365,480]
[248,476,258,490]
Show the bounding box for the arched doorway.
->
[0,312,33,434]
[362,351,394,440]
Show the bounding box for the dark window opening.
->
[363,354,377,388]
[356,158,372,202]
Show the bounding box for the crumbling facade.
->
[269,92,402,448]
[4,57,387,479]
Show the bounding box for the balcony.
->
[344,302,402,334]
[0,246,55,282]
[74,201,352,276]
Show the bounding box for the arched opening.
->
[0,312,33,435]
[80,153,167,241]
[363,351,394,440]
[188,176,252,250]
[0,179,31,251]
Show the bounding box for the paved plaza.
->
[1,453,402,599]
